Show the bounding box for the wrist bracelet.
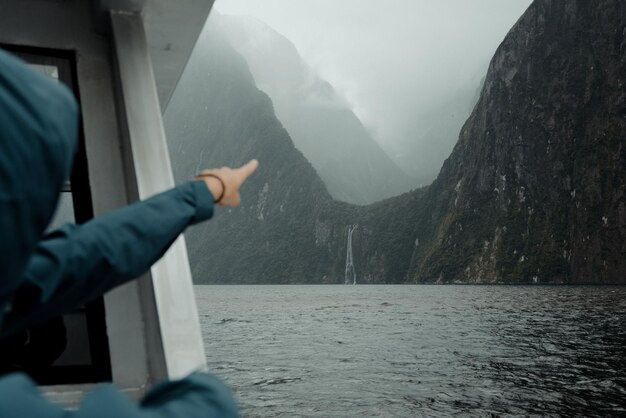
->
[196,173,226,203]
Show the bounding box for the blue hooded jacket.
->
[0,49,238,417]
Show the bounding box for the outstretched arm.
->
[2,160,258,337]
[3,180,211,336]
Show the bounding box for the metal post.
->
[110,10,206,380]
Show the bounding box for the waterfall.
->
[345,224,358,285]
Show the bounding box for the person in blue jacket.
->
[0,48,257,417]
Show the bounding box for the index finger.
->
[238,159,259,178]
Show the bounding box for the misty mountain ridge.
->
[165,19,335,283]
[208,11,487,194]
[166,0,624,285]
[210,12,415,204]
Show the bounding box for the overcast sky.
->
[213,0,532,155]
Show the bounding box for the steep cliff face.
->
[166,0,624,284]
[403,0,626,283]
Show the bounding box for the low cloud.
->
[214,0,532,181]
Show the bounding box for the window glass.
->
[29,63,59,80]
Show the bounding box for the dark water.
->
[195,285,626,417]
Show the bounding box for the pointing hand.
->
[196,160,259,207]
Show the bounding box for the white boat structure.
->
[0,0,216,406]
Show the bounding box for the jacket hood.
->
[0,49,78,326]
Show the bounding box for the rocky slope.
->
[404,0,626,283]
[166,0,625,284]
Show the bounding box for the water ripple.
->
[196,285,626,417]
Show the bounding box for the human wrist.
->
[205,176,225,203]
[196,173,225,203]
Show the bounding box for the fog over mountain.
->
[210,12,413,203]
[166,0,624,285]
[214,0,532,185]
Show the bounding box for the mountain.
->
[406,0,626,283]
[164,20,336,283]
[209,13,414,204]
[344,0,625,283]
[165,0,625,284]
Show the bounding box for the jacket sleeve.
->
[2,180,214,336]
[0,372,239,418]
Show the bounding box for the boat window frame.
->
[0,44,113,385]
